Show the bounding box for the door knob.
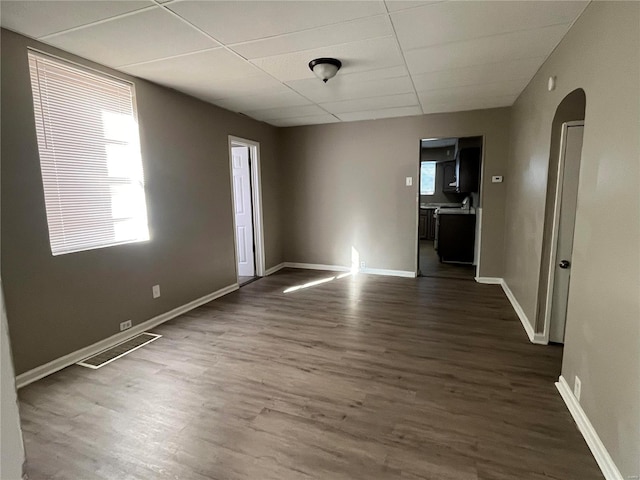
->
[559,260,571,269]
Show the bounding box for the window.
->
[28,51,149,256]
[420,161,436,195]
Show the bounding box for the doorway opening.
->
[228,136,265,286]
[536,89,586,348]
[416,136,483,281]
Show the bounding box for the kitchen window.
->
[420,161,436,195]
[28,51,150,256]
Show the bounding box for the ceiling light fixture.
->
[308,58,342,83]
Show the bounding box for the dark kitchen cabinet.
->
[419,209,436,240]
[442,161,457,192]
[426,210,436,240]
[437,214,476,263]
[456,147,481,193]
[419,213,428,239]
[442,148,481,194]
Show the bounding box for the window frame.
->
[28,48,150,256]
[420,160,437,196]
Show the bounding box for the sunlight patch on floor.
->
[283,246,361,293]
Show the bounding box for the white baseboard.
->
[499,278,547,344]
[284,262,351,272]
[475,276,502,284]
[283,262,415,278]
[15,283,239,389]
[556,376,623,480]
[264,262,285,276]
[360,267,416,278]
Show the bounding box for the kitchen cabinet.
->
[419,209,436,240]
[442,161,457,192]
[456,147,481,193]
[436,213,476,263]
[442,148,481,194]
[427,210,436,240]
[419,212,428,239]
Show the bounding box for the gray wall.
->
[502,2,639,476]
[0,281,24,480]
[1,29,283,375]
[279,109,510,276]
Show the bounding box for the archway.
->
[536,89,586,347]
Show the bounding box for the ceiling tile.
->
[327,65,409,84]
[320,92,419,114]
[214,90,312,113]
[43,8,217,68]
[404,24,569,75]
[384,1,443,13]
[268,114,339,127]
[181,80,290,105]
[392,1,588,51]
[418,79,529,106]
[230,15,392,60]
[167,0,386,44]
[252,36,404,82]
[412,57,544,92]
[245,104,328,121]
[0,1,153,38]
[287,74,414,103]
[181,84,290,107]
[120,48,276,97]
[337,106,423,122]
[421,94,518,115]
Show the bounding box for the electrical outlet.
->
[574,376,582,401]
[120,320,132,331]
[360,261,366,269]
[152,284,161,299]
[491,175,504,183]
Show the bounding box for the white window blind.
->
[28,51,149,256]
[420,161,436,195]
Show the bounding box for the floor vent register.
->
[77,332,161,369]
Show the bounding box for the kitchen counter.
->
[436,207,476,215]
[420,202,461,209]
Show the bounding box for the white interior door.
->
[549,123,584,343]
[232,145,255,277]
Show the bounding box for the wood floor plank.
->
[19,268,603,479]
[419,239,476,280]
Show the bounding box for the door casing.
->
[540,121,584,343]
[228,135,265,279]
[414,136,486,278]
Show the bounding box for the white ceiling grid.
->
[1,0,589,127]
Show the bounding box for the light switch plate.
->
[406,177,412,186]
[152,285,161,299]
[492,175,503,183]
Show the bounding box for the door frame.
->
[540,121,584,342]
[228,135,265,278]
[414,135,486,278]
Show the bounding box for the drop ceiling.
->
[1,0,588,127]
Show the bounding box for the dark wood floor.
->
[238,275,258,286]
[19,269,602,480]
[419,239,476,280]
